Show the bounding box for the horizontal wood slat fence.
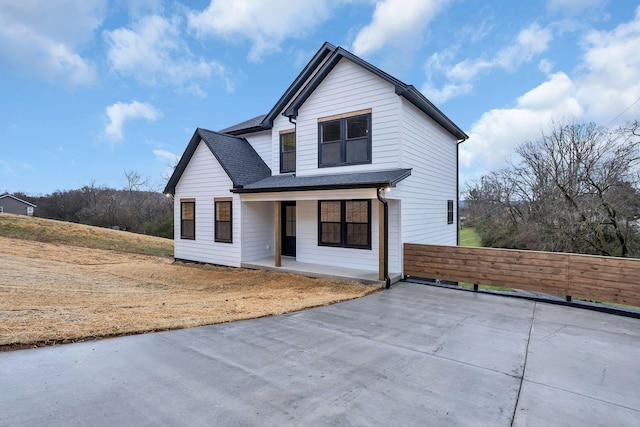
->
[404,243,640,307]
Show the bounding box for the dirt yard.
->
[0,236,376,350]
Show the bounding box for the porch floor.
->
[241,257,401,286]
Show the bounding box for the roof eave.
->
[262,42,337,126]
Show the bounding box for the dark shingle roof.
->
[232,169,411,193]
[164,128,271,195]
[219,114,267,136]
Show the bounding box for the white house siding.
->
[387,199,401,273]
[393,98,458,246]
[241,201,274,261]
[279,58,401,177]
[173,140,241,267]
[243,130,272,171]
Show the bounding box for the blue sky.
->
[1,0,639,195]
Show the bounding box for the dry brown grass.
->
[0,215,377,351]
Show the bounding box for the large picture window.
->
[280,131,296,173]
[215,199,232,243]
[180,199,195,240]
[319,112,371,167]
[318,200,371,249]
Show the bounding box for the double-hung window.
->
[319,111,371,167]
[280,130,296,173]
[318,200,371,249]
[180,199,195,240]
[215,199,232,243]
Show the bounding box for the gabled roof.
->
[219,42,467,141]
[164,128,271,195]
[219,42,337,136]
[0,193,36,207]
[232,169,411,193]
[283,46,468,141]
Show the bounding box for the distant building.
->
[0,193,36,216]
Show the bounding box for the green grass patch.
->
[458,282,513,292]
[460,227,482,247]
[0,214,173,258]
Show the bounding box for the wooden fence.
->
[404,243,640,307]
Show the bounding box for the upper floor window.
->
[180,199,195,240]
[280,130,296,173]
[318,111,371,167]
[447,200,454,224]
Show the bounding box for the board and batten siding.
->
[241,201,274,262]
[277,58,401,177]
[393,97,458,246]
[173,140,241,267]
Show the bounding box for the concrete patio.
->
[1,282,638,426]
[242,256,402,285]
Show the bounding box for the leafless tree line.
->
[465,120,640,257]
[12,171,173,238]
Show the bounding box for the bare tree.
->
[466,120,640,256]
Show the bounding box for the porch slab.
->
[241,257,401,286]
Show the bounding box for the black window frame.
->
[279,130,296,173]
[180,200,195,240]
[447,200,454,225]
[215,200,233,243]
[318,200,371,250]
[318,113,372,167]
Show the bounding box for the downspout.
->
[456,138,465,246]
[377,187,390,289]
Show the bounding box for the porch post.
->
[378,199,385,281]
[275,201,281,267]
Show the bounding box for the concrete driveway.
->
[1,282,639,426]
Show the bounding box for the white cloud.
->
[104,101,161,141]
[352,0,448,57]
[105,14,233,92]
[461,7,640,184]
[153,149,180,164]
[423,23,552,103]
[0,0,105,85]
[187,0,335,62]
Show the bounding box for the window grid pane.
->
[180,201,195,240]
[319,113,371,167]
[321,120,340,142]
[346,115,368,139]
[215,201,232,243]
[319,200,369,249]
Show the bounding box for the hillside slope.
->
[0,213,173,257]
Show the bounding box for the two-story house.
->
[164,42,468,286]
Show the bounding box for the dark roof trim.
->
[283,47,469,141]
[0,193,36,207]
[232,169,411,194]
[260,42,337,129]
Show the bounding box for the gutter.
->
[377,187,391,289]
